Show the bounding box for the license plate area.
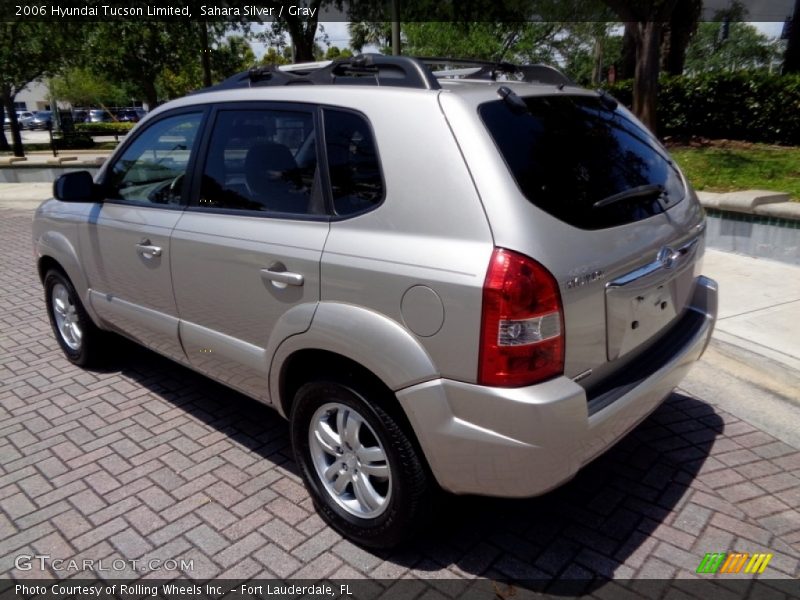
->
[605,250,697,361]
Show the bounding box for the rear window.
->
[479,95,685,230]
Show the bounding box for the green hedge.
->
[53,135,95,150]
[75,122,135,136]
[604,73,800,145]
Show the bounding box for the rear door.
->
[170,103,329,403]
[80,109,204,362]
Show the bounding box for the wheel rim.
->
[308,402,392,519]
[51,283,82,352]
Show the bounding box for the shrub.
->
[604,73,800,145]
[53,134,95,150]
[75,122,135,136]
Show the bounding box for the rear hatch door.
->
[442,88,706,382]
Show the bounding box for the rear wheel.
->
[290,379,433,548]
[44,269,107,367]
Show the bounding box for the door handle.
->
[135,241,162,258]
[260,267,304,287]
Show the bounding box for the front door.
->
[80,110,204,362]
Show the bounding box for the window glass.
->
[323,109,383,216]
[106,113,201,205]
[196,109,318,215]
[479,96,685,230]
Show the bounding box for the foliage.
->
[397,22,621,85]
[669,141,800,200]
[259,47,292,65]
[685,22,784,74]
[51,68,132,107]
[158,34,256,98]
[53,134,95,150]
[76,122,135,136]
[324,46,353,60]
[604,73,800,145]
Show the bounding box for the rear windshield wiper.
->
[593,184,665,210]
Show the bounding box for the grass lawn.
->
[668,140,800,201]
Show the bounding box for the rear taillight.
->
[479,248,565,387]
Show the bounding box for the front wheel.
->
[290,380,433,548]
[44,269,108,367]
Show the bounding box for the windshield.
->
[479,95,685,230]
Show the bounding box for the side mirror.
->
[53,171,98,203]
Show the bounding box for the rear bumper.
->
[397,275,718,497]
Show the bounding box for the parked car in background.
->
[3,111,34,129]
[87,109,114,123]
[27,111,53,130]
[72,110,88,124]
[18,112,36,129]
[117,108,146,123]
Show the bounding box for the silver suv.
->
[33,55,717,548]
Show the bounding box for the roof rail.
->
[196,54,441,93]
[418,57,574,87]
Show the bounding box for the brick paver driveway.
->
[2,204,799,586]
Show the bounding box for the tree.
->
[82,22,201,108]
[348,21,392,53]
[256,0,327,62]
[602,0,680,132]
[685,22,783,74]
[51,68,131,108]
[0,22,78,156]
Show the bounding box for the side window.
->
[195,109,319,215]
[323,109,384,216]
[106,113,201,206]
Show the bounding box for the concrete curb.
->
[697,190,800,221]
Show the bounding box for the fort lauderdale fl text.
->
[45,4,318,18]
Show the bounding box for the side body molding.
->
[269,302,439,418]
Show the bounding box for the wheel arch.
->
[269,302,439,420]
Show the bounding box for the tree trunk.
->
[2,94,24,157]
[632,22,662,134]
[785,0,800,74]
[200,22,212,88]
[619,24,637,80]
[142,79,158,110]
[0,102,9,153]
[661,0,701,75]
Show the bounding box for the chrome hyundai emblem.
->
[657,246,680,269]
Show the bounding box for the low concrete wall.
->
[698,191,800,266]
[0,166,99,183]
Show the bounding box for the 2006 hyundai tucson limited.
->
[33,55,718,548]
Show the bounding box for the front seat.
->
[244,142,307,214]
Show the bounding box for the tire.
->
[290,379,433,548]
[43,269,107,367]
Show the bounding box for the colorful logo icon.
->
[696,552,773,574]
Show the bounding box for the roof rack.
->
[197,54,441,93]
[195,54,573,95]
[417,57,574,87]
